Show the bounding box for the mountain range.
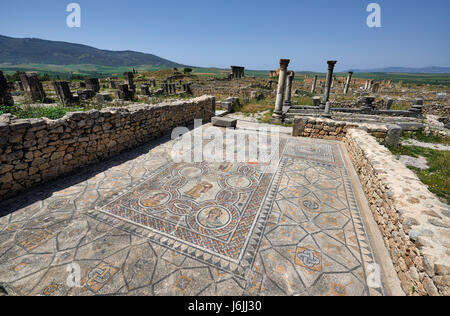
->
[1,35,449,75]
[348,66,450,74]
[0,34,183,68]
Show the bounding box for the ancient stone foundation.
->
[0,71,14,106]
[292,117,449,296]
[0,96,215,198]
[345,130,449,296]
[292,117,400,145]
[20,73,46,102]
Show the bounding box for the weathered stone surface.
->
[0,96,215,198]
[211,117,237,128]
[0,71,14,106]
[20,73,46,102]
[343,128,449,296]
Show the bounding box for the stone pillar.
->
[386,98,394,110]
[15,81,24,91]
[322,101,331,118]
[322,60,337,108]
[161,82,168,94]
[85,78,100,93]
[283,71,295,106]
[343,71,353,94]
[140,84,150,96]
[0,71,14,106]
[52,81,74,107]
[183,83,192,94]
[115,84,133,101]
[372,83,380,93]
[361,96,375,113]
[231,66,245,79]
[20,73,46,102]
[123,72,135,91]
[311,75,318,94]
[409,99,424,115]
[273,59,290,121]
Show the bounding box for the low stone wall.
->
[0,96,215,198]
[291,116,449,296]
[292,117,400,145]
[344,129,449,296]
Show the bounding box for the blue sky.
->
[1,0,449,71]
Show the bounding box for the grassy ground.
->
[0,105,83,120]
[402,130,450,145]
[234,98,275,114]
[388,130,450,204]
[3,64,450,85]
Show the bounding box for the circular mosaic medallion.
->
[303,200,319,210]
[226,175,252,189]
[139,190,171,208]
[196,206,231,230]
[179,166,203,178]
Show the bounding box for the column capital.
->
[327,60,337,70]
[348,71,353,75]
[279,59,290,70]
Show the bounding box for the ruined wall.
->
[292,117,389,141]
[0,96,215,198]
[291,117,449,296]
[344,129,449,296]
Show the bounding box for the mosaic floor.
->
[0,123,386,296]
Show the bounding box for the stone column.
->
[140,84,150,96]
[52,81,74,107]
[311,75,318,94]
[21,73,46,102]
[283,71,295,106]
[123,72,135,90]
[85,78,100,93]
[321,60,337,108]
[343,71,353,94]
[273,59,290,121]
[0,71,14,106]
[322,102,331,118]
[386,98,394,110]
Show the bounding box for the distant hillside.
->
[0,35,184,67]
[348,66,450,74]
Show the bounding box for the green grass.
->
[402,130,450,146]
[292,96,314,106]
[389,144,450,204]
[0,105,83,120]
[234,98,275,114]
[3,64,450,85]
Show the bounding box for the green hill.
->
[0,34,183,67]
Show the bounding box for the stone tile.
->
[0,127,386,296]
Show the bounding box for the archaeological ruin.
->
[0,58,448,298]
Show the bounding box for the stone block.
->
[211,117,237,129]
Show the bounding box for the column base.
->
[271,112,284,124]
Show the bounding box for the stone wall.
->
[0,96,215,198]
[292,117,392,142]
[292,116,449,296]
[344,129,449,296]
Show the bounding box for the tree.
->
[184,68,193,75]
